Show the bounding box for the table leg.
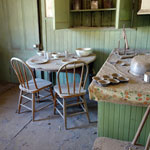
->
[48,71,53,82]
[89,62,95,83]
[48,71,56,85]
[41,71,44,79]
[32,68,36,78]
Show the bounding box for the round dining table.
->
[26,53,96,81]
[26,53,96,72]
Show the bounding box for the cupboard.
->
[52,0,133,29]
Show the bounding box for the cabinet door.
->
[115,0,132,28]
[53,0,70,30]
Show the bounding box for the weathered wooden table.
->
[89,49,150,145]
[26,53,96,82]
[26,53,96,72]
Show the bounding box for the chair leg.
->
[53,93,56,114]
[32,93,35,121]
[145,134,150,150]
[18,90,23,114]
[63,98,67,129]
[82,96,90,123]
[49,86,54,102]
[77,96,80,102]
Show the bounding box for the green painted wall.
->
[0,0,150,82]
[45,23,150,72]
[98,102,150,145]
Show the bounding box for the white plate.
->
[30,58,49,64]
[61,58,77,63]
[51,52,64,58]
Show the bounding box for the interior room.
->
[0,0,150,150]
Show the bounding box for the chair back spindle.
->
[57,61,89,95]
[10,57,38,90]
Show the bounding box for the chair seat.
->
[54,84,86,98]
[93,137,144,150]
[19,78,52,93]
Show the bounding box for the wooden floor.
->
[0,83,97,150]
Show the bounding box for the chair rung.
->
[22,95,32,101]
[44,88,51,92]
[36,94,52,101]
[22,100,31,105]
[80,104,86,112]
[24,93,30,96]
[68,111,86,117]
[66,101,84,107]
[20,104,32,111]
[36,103,51,112]
[56,99,63,108]
[79,96,84,101]
[55,107,64,119]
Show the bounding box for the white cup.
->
[65,50,69,58]
[144,72,150,83]
[44,52,49,60]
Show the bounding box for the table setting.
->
[26,48,96,72]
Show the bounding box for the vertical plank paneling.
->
[118,105,125,140]
[90,31,95,49]
[80,31,86,47]
[129,29,136,49]
[98,102,150,145]
[100,31,105,66]
[64,29,68,51]
[123,105,131,140]
[0,0,5,48]
[98,102,105,137]
[46,19,51,51]
[135,28,143,49]
[113,103,120,138]
[139,107,148,144]
[6,0,22,50]
[109,103,115,138]
[67,30,72,51]
[103,102,110,136]
[94,31,100,49]
[141,27,149,50]
[72,31,77,51]
[22,0,39,50]
[146,27,150,49]
[135,106,143,144]
[129,106,137,141]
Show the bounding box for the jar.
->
[144,72,150,83]
[73,0,81,10]
[103,0,112,8]
[91,0,99,9]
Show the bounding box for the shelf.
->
[70,8,116,13]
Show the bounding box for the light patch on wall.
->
[46,0,53,17]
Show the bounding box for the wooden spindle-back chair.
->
[10,57,54,121]
[54,60,90,129]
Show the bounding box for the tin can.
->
[144,72,150,83]
[91,0,99,9]
[103,0,112,8]
[73,0,81,10]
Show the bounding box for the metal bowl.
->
[130,54,150,76]
[103,75,113,80]
[108,78,120,84]
[97,79,110,87]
